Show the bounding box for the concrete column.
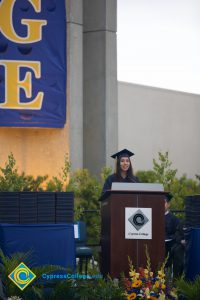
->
[83,0,118,175]
[66,0,83,170]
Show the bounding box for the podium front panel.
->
[101,191,165,277]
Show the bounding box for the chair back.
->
[74,221,87,245]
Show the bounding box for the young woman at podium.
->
[102,148,140,195]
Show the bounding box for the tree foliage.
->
[136,151,200,210]
[0,153,47,192]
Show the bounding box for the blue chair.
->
[75,221,93,275]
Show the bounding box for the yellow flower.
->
[157,270,165,279]
[143,268,149,278]
[127,292,137,300]
[131,279,142,288]
[154,281,160,288]
[129,270,140,280]
[161,283,166,289]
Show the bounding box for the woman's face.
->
[165,199,170,212]
[120,156,130,172]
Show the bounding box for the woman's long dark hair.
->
[115,156,134,181]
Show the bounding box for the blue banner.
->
[0,0,66,127]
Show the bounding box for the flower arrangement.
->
[123,249,177,300]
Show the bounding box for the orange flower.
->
[139,267,145,276]
[127,292,137,300]
[146,281,153,288]
[131,279,142,288]
[123,278,132,289]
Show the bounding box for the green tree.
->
[136,151,200,211]
[68,169,102,245]
[152,151,177,190]
[0,153,47,192]
[45,153,70,192]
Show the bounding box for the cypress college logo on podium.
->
[125,207,152,239]
[8,262,36,290]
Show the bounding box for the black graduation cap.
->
[111,148,134,159]
[165,192,173,202]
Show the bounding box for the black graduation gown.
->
[102,173,140,195]
[165,211,180,241]
[165,211,180,269]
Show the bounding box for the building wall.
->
[0,127,69,177]
[118,81,200,178]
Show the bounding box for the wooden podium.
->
[100,188,166,278]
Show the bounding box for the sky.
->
[117,0,200,95]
